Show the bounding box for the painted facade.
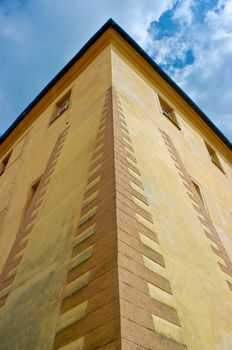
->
[0,21,232,350]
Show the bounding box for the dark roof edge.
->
[109,21,232,151]
[1,18,231,152]
[0,19,114,144]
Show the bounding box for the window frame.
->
[157,95,181,130]
[0,208,7,236]
[22,177,42,219]
[0,151,12,176]
[191,178,207,210]
[204,142,225,173]
[49,90,71,125]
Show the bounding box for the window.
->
[49,91,71,124]
[24,178,41,215]
[0,152,12,176]
[158,96,180,129]
[192,180,205,207]
[205,142,224,172]
[0,209,7,234]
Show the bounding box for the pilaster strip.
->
[0,127,69,309]
[112,88,187,349]
[160,129,232,291]
[53,88,187,350]
[53,88,120,350]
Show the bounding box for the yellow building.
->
[0,19,232,350]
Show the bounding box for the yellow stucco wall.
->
[0,45,112,349]
[0,29,232,349]
[111,45,232,349]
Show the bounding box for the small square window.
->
[0,152,12,176]
[158,96,180,129]
[205,142,224,172]
[24,178,41,216]
[192,180,205,207]
[49,91,71,124]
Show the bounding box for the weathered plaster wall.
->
[0,46,112,349]
[0,36,231,350]
[111,46,232,349]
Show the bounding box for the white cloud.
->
[0,0,231,142]
[172,0,195,25]
[0,0,175,135]
[147,0,232,140]
[125,1,176,47]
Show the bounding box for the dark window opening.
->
[158,96,180,129]
[24,178,41,215]
[0,152,12,176]
[50,91,71,124]
[192,180,205,206]
[205,142,224,173]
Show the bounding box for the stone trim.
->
[53,89,187,350]
[0,127,69,309]
[160,129,232,292]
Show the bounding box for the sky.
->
[0,0,232,141]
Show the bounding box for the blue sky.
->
[0,0,232,141]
